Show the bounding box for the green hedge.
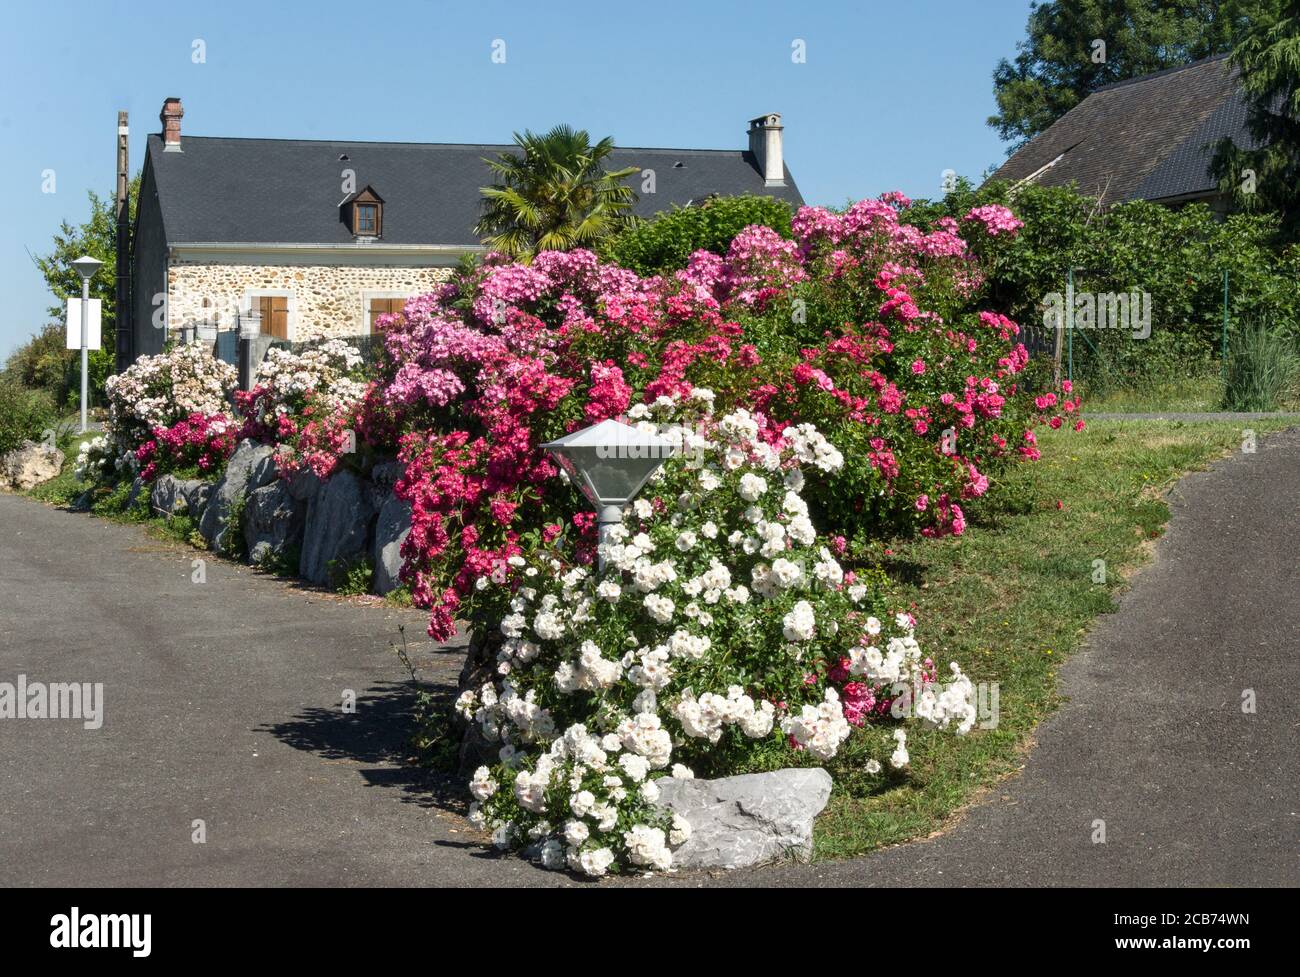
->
[0,381,58,456]
[909,179,1300,389]
[599,194,793,276]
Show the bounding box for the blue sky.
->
[0,0,1033,359]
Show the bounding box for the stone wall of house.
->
[166,262,454,340]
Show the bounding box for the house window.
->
[355,204,378,236]
[247,293,292,340]
[367,296,408,333]
[343,186,384,238]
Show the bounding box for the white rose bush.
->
[458,397,978,876]
[103,342,238,468]
[233,339,369,478]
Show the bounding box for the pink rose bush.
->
[458,401,976,875]
[366,195,1079,641]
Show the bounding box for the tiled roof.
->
[145,133,804,247]
[987,55,1249,206]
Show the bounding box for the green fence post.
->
[1221,269,1229,381]
[1067,267,1074,384]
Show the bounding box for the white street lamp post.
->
[541,419,675,572]
[71,255,104,433]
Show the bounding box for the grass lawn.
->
[814,416,1296,859]
[1080,374,1226,413]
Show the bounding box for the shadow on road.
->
[257,680,466,811]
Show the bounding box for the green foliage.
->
[599,195,794,275]
[223,491,248,559]
[989,1,1277,146]
[11,176,138,408]
[0,381,58,456]
[1211,0,1300,238]
[912,179,1298,390]
[476,126,638,260]
[254,542,301,578]
[1222,317,1300,409]
[329,556,374,596]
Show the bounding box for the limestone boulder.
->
[655,767,833,871]
[1,441,64,491]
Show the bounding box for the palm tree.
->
[476,125,639,260]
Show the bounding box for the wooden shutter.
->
[258,295,290,339]
[368,297,405,333]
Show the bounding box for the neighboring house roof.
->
[145,133,804,247]
[987,55,1253,207]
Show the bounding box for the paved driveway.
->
[2,427,1296,887]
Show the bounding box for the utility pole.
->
[114,110,131,374]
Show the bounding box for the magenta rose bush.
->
[134,412,238,482]
[359,194,1079,641]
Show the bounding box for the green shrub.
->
[599,194,793,275]
[3,325,113,411]
[0,382,58,456]
[1222,319,1300,411]
[909,179,1299,393]
[329,556,374,596]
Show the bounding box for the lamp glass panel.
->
[564,445,667,505]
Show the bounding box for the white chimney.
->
[747,113,785,187]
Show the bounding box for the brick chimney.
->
[160,98,184,152]
[747,113,785,187]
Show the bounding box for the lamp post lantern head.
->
[71,255,103,281]
[541,418,675,510]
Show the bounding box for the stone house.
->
[125,99,804,365]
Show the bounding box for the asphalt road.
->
[1,427,1296,887]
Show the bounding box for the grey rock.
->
[149,474,207,518]
[455,629,503,777]
[199,439,276,552]
[125,476,146,511]
[372,494,412,595]
[186,482,212,519]
[1,440,64,491]
[369,460,406,493]
[284,467,321,502]
[243,481,307,566]
[298,470,375,585]
[654,767,833,870]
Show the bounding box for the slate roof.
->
[145,133,804,247]
[987,55,1252,206]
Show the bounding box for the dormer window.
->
[341,185,384,240]
[355,203,378,235]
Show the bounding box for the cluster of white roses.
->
[461,398,975,877]
[249,340,367,420]
[675,686,775,742]
[458,718,692,877]
[104,343,237,458]
[74,435,113,482]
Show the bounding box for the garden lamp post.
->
[71,255,104,433]
[541,419,675,572]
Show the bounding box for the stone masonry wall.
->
[167,262,454,340]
